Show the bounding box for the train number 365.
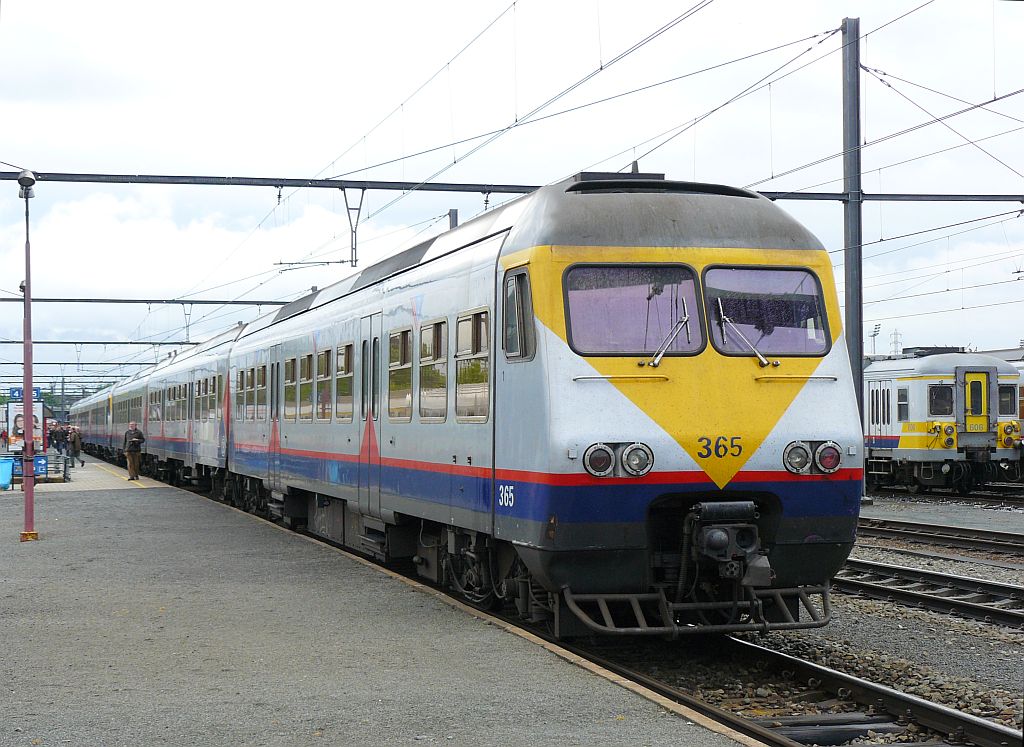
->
[696,436,743,458]
[497,484,515,507]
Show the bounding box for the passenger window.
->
[217,374,223,420]
[897,387,909,422]
[998,385,1016,416]
[419,321,447,421]
[284,358,297,421]
[300,354,314,421]
[456,310,489,420]
[928,385,953,417]
[388,330,413,421]
[316,350,332,421]
[335,344,354,423]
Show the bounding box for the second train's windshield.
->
[705,267,828,356]
[565,265,702,355]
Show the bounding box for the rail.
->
[835,558,1024,628]
[857,517,1024,554]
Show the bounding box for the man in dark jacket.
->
[124,421,145,480]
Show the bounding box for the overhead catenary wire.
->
[366,0,719,221]
[861,64,1024,180]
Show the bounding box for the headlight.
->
[621,443,654,477]
[1005,424,1014,435]
[943,425,954,436]
[814,442,842,473]
[943,436,955,448]
[1004,436,1015,448]
[583,443,615,477]
[783,441,811,474]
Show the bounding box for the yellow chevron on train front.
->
[506,244,843,488]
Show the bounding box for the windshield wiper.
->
[716,297,773,368]
[647,298,691,368]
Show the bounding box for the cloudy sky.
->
[1,0,1022,396]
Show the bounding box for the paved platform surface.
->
[861,494,1024,534]
[1,464,743,746]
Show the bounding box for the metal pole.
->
[18,172,38,542]
[842,18,863,418]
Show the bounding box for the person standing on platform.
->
[123,421,145,480]
[69,427,83,468]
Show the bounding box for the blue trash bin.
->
[0,457,13,490]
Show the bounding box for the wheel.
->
[907,479,928,495]
[955,477,972,497]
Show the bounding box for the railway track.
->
[857,517,1024,554]
[835,558,1024,628]
[866,483,1024,508]
[569,636,1022,747]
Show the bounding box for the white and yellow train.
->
[864,352,1021,493]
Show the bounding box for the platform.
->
[1,460,746,746]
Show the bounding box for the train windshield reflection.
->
[565,265,703,355]
[705,267,828,356]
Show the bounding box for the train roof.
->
[234,171,824,341]
[864,352,1020,376]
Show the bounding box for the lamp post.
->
[869,323,882,356]
[18,170,38,542]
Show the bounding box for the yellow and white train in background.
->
[864,352,1021,493]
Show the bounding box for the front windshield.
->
[705,267,828,356]
[565,265,703,355]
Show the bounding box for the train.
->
[863,352,1022,492]
[72,171,863,638]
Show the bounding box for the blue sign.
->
[12,456,47,477]
[8,387,41,401]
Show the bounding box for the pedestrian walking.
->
[123,421,145,480]
[69,427,83,468]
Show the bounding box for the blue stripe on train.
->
[230,446,860,524]
[865,435,900,447]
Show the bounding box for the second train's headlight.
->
[783,441,811,474]
[814,442,842,474]
[583,443,615,477]
[621,443,654,476]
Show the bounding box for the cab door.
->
[358,313,382,519]
[955,366,997,449]
[963,372,989,433]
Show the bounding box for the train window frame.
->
[701,263,831,359]
[388,328,413,422]
[998,384,1016,416]
[298,353,314,422]
[335,343,354,423]
[217,374,223,421]
[967,380,984,416]
[284,357,298,421]
[928,385,954,417]
[455,308,490,421]
[246,367,256,422]
[234,369,244,421]
[897,387,909,422]
[419,319,448,422]
[562,262,707,358]
[503,269,536,362]
[256,365,267,421]
[315,349,332,421]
